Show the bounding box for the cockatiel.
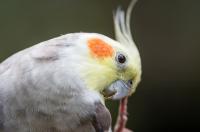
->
[0,0,141,132]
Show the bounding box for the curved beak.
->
[102,80,132,100]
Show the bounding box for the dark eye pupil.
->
[118,54,126,63]
[128,80,133,85]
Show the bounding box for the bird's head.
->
[30,0,141,101]
[79,0,141,100]
[78,33,141,100]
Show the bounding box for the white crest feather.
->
[113,0,138,47]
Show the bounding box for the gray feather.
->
[0,97,4,131]
[0,33,103,132]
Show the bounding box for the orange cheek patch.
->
[87,38,114,58]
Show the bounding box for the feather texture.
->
[113,0,137,48]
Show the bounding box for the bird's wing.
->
[92,102,112,132]
[74,102,111,132]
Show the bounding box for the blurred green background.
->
[0,0,200,131]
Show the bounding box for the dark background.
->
[0,0,200,131]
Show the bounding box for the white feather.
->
[113,0,138,48]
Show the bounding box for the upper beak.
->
[102,80,132,100]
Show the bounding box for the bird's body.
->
[0,0,141,131]
[0,33,112,132]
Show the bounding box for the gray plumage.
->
[0,33,111,132]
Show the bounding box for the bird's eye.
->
[128,80,133,85]
[116,53,126,64]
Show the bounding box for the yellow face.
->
[80,37,141,99]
